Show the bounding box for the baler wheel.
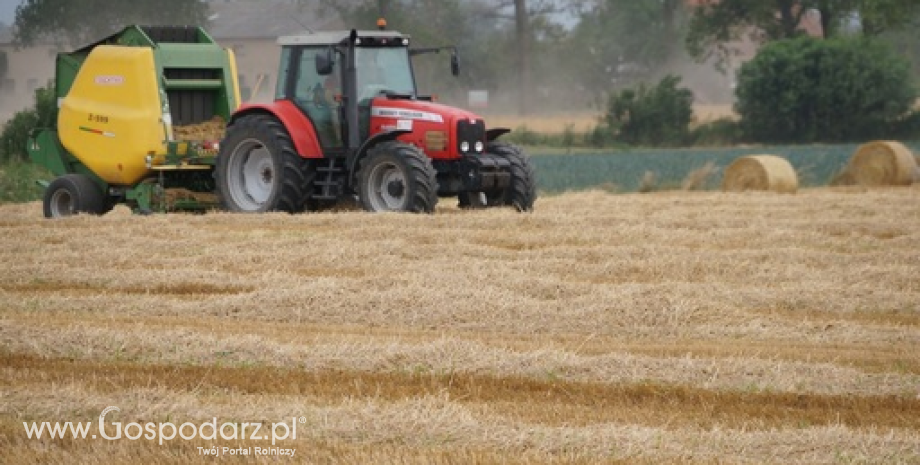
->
[42,174,108,219]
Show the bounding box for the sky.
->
[0,0,20,25]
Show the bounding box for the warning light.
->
[377,18,387,30]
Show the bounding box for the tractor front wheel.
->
[485,142,537,212]
[357,141,438,213]
[42,174,109,219]
[215,115,313,213]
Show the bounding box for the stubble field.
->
[1,187,919,464]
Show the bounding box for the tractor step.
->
[312,158,345,200]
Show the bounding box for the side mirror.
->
[315,47,334,76]
[450,52,460,77]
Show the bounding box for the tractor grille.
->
[456,119,485,154]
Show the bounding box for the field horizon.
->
[1,187,919,464]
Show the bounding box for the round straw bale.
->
[721,155,798,193]
[847,141,917,186]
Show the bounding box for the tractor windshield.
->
[355,47,415,100]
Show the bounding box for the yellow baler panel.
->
[59,46,165,186]
[227,48,242,109]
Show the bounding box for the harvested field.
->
[1,187,919,464]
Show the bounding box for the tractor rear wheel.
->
[42,174,108,218]
[357,141,438,213]
[485,142,537,212]
[216,115,313,213]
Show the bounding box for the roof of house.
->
[206,0,343,40]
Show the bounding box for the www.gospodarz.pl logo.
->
[23,405,303,454]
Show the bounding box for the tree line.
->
[6,0,920,148]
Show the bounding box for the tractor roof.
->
[277,30,408,46]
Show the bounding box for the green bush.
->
[505,125,544,146]
[0,160,50,203]
[587,125,613,148]
[603,75,694,147]
[0,83,56,162]
[690,118,743,147]
[735,36,917,144]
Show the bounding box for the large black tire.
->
[356,141,438,213]
[486,142,537,212]
[42,174,108,219]
[215,115,314,213]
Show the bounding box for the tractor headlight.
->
[474,141,484,153]
[460,141,470,153]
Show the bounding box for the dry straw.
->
[721,155,798,193]
[172,115,227,141]
[847,141,917,186]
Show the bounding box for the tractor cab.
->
[278,30,416,152]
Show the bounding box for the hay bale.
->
[847,141,917,186]
[721,155,798,193]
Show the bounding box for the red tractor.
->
[215,26,536,213]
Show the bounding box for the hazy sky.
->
[0,1,577,28]
[0,0,20,25]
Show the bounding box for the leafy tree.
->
[735,36,916,143]
[319,0,571,113]
[857,0,920,35]
[13,0,209,48]
[686,0,920,65]
[318,0,500,101]
[567,0,688,100]
[1,83,56,162]
[880,7,920,77]
[604,74,694,147]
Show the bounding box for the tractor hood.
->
[370,96,482,125]
[369,96,487,160]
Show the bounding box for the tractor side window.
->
[294,48,326,103]
[293,47,343,149]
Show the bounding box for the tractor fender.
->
[229,101,324,159]
[486,128,511,142]
[346,129,411,185]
